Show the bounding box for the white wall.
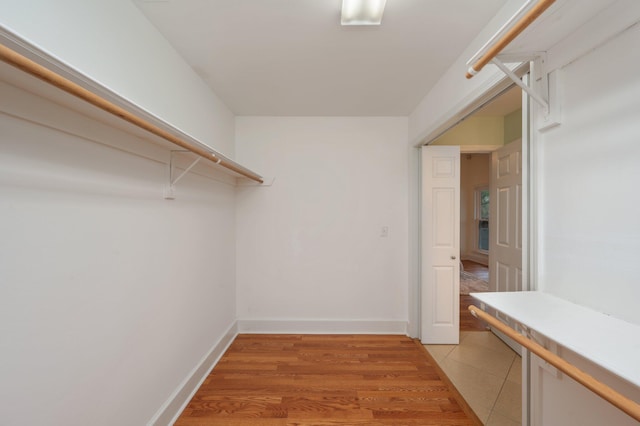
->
[0,77,237,424]
[0,2,241,422]
[0,0,235,157]
[529,17,640,426]
[235,117,409,332]
[536,22,640,325]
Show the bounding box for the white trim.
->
[237,319,408,335]
[407,147,422,339]
[462,253,489,266]
[411,73,510,147]
[459,144,502,153]
[147,321,238,426]
[411,63,528,148]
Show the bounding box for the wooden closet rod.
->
[0,43,264,184]
[466,0,555,79]
[468,305,640,422]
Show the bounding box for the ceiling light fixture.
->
[341,0,387,26]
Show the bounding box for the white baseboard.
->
[237,319,408,335]
[147,321,238,426]
[462,253,488,266]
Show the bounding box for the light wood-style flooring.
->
[176,334,481,425]
[460,294,488,332]
[461,260,489,282]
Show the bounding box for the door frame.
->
[411,65,535,426]
[410,63,534,340]
[408,65,529,339]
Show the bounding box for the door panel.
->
[490,139,523,294]
[433,188,456,246]
[434,267,455,323]
[490,139,524,335]
[497,187,511,246]
[421,146,460,344]
[496,261,509,292]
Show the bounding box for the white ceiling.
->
[133,0,508,116]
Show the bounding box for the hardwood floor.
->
[461,260,489,282]
[460,260,490,332]
[176,334,481,425]
[460,294,489,332]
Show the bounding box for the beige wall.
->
[430,115,502,266]
[432,113,518,267]
[503,108,522,144]
[460,154,490,264]
[431,116,504,147]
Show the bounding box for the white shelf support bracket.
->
[514,321,562,378]
[171,156,201,186]
[492,57,549,114]
[529,329,562,379]
[533,54,562,131]
[164,150,201,200]
[492,55,562,131]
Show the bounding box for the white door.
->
[489,139,523,294]
[421,146,460,344]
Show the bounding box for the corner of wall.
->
[147,321,239,426]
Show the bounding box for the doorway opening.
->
[428,85,523,332]
[421,84,525,425]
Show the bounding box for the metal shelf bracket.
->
[164,150,202,199]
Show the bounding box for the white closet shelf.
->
[471,291,640,388]
[0,34,263,184]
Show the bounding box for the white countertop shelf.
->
[470,291,640,388]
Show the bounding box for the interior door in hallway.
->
[489,139,522,295]
[421,146,460,344]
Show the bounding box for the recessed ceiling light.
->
[341,0,387,26]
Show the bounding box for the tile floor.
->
[425,331,522,425]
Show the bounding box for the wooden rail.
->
[0,43,264,184]
[466,0,555,79]
[468,305,640,422]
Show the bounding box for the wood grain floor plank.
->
[460,261,490,332]
[174,334,481,425]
